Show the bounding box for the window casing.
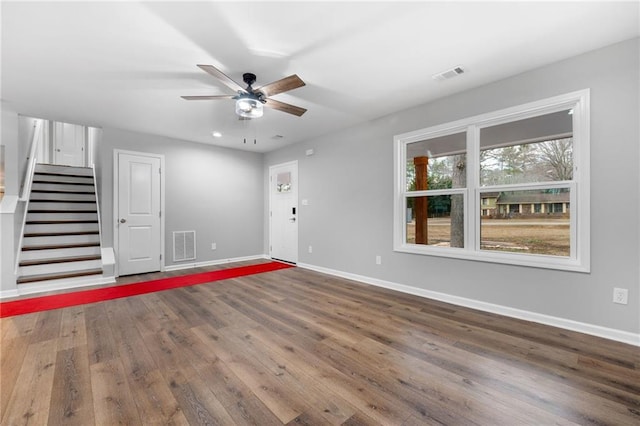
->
[394,90,590,272]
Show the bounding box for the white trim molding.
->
[164,254,269,272]
[297,262,640,347]
[394,89,590,273]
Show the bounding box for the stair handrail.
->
[92,166,105,251]
[15,120,43,274]
[20,119,43,201]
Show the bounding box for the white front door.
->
[269,161,298,263]
[53,122,85,166]
[116,151,162,276]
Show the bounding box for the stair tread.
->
[24,230,99,237]
[22,242,100,251]
[26,220,98,224]
[35,171,93,176]
[33,180,95,186]
[31,189,95,194]
[28,210,98,214]
[17,269,103,284]
[20,254,102,267]
[29,199,97,204]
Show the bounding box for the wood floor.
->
[1,262,639,425]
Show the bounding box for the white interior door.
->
[269,161,298,263]
[116,152,162,276]
[53,122,85,166]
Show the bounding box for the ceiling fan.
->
[181,64,307,119]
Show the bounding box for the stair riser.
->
[33,174,94,185]
[27,212,98,222]
[30,192,95,201]
[31,182,95,193]
[28,201,97,211]
[25,223,99,234]
[19,259,103,277]
[20,246,101,261]
[35,164,93,176]
[17,271,104,286]
[23,234,100,246]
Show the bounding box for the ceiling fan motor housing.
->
[243,73,257,87]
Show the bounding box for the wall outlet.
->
[375,255,382,265]
[613,288,628,305]
[308,245,313,254]
[211,243,217,250]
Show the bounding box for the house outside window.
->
[394,90,590,272]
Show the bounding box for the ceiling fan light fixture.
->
[235,97,263,118]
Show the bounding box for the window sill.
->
[394,243,590,273]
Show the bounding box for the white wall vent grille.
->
[432,65,465,81]
[173,230,196,262]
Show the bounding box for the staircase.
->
[17,164,103,284]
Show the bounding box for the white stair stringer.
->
[17,163,105,285]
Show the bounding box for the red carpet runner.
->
[0,261,294,318]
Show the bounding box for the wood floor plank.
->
[191,323,306,423]
[1,261,638,425]
[137,316,237,425]
[28,309,62,344]
[0,335,29,417]
[184,334,283,426]
[58,306,87,350]
[245,325,414,425]
[90,359,146,425]
[47,345,95,425]
[224,326,357,425]
[1,339,58,425]
[85,303,118,365]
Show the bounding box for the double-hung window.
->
[394,90,590,272]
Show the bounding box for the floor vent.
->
[173,230,196,262]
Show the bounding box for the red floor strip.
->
[0,261,294,318]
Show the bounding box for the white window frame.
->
[393,89,590,272]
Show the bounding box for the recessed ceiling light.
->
[212,131,222,138]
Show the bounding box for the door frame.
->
[113,149,165,277]
[268,160,298,263]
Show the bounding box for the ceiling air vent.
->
[432,66,465,81]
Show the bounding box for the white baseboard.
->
[0,289,19,299]
[297,262,640,347]
[164,254,269,272]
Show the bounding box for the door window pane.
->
[276,172,291,192]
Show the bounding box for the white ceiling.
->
[2,1,638,153]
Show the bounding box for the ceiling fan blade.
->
[257,74,305,97]
[197,64,244,93]
[264,98,307,117]
[181,95,235,100]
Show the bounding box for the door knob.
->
[120,218,127,223]
[289,217,296,222]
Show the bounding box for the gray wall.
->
[265,38,640,334]
[0,105,20,291]
[98,128,264,268]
